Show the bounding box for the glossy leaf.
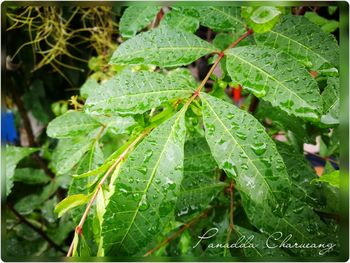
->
[47,111,101,139]
[241,6,284,33]
[160,11,199,33]
[225,46,322,121]
[176,138,226,221]
[119,6,160,38]
[321,77,339,125]
[175,6,244,32]
[102,111,186,256]
[110,26,218,68]
[255,15,339,72]
[85,70,195,115]
[6,145,39,196]
[201,93,292,216]
[55,194,90,218]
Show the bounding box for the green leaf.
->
[225,46,322,121]
[242,6,284,33]
[304,12,339,33]
[85,70,195,115]
[176,138,226,221]
[55,194,90,218]
[14,168,51,184]
[255,15,339,72]
[51,136,95,175]
[175,6,244,32]
[119,6,160,38]
[110,26,218,68]
[200,93,292,216]
[47,111,101,139]
[6,145,39,196]
[312,170,340,188]
[160,11,199,33]
[321,77,339,125]
[102,110,186,256]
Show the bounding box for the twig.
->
[186,28,253,106]
[8,204,67,254]
[66,130,150,257]
[144,207,212,257]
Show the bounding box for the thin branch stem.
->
[8,204,67,254]
[66,129,150,257]
[143,207,212,257]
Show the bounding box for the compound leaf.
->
[110,26,218,68]
[225,46,322,121]
[119,6,160,38]
[102,110,186,256]
[255,15,339,73]
[85,70,195,115]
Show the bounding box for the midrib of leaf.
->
[201,95,280,205]
[122,46,216,57]
[90,89,192,106]
[210,7,243,26]
[117,110,185,247]
[226,52,314,109]
[268,30,330,65]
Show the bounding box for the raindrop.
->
[251,142,267,156]
[236,131,247,140]
[139,195,149,211]
[136,166,148,175]
[143,149,153,162]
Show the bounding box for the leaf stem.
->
[66,129,150,257]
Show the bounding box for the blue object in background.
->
[1,110,18,144]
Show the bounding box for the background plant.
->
[4,4,342,259]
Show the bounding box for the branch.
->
[66,27,254,257]
[143,207,212,257]
[7,204,67,255]
[66,129,150,257]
